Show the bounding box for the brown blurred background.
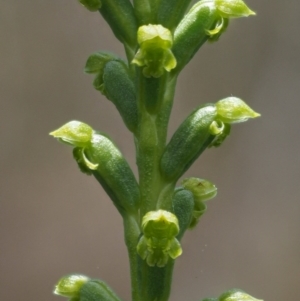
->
[1,1,300,300]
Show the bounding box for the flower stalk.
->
[51,1,263,301]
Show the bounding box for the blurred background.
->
[1,1,300,300]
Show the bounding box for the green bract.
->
[54,274,89,298]
[78,0,101,12]
[216,97,261,124]
[132,24,177,78]
[137,210,182,267]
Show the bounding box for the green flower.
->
[137,210,182,267]
[207,0,255,40]
[132,24,177,78]
[50,121,98,171]
[181,178,217,228]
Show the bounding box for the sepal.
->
[219,289,263,301]
[215,0,256,18]
[54,274,89,298]
[137,210,182,267]
[85,52,118,74]
[132,24,177,78]
[49,121,93,148]
[216,97,260,124]
[78,0,101,12]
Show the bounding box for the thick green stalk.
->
[139,260,175,301]
[134,71,178,301]
[136,71,177,217]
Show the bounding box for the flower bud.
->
[219,289,263,301]
[132,24,177,78]
[54,274,89,298]
[216,97,260,124]
[78,0,101,12]
[181,177,217,228]
[84,52,120,94]
[137,210,182,267]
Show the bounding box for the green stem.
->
[134,70,178,301]
[139,260,175,301]
[136,71,177,217]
